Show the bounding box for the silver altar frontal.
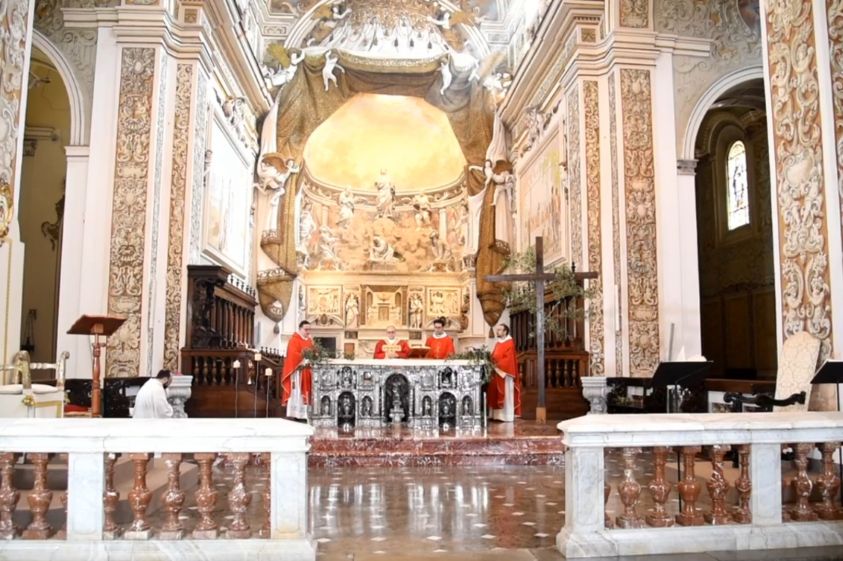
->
[309,359,484,430]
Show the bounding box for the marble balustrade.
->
[557,412,843,558]
[0,418,314,559]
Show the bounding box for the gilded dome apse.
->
[303,93,466,192]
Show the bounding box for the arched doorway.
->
[17,46,71,364]
[693,78,776,379]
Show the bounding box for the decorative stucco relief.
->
[620,68,660,377]
[163,63,194,371]
[654,0,762,153]
[766,3,833,363]
[609,73,623,376]
[583,80,604,375]
[34,0,97,143]
[567,86,582,270]
[106,47,156,378]
[0,0,31,247]
[829,0,843,265]
[619,0,649,28]
[189,73,209,265]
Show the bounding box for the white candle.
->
[265,367,272,377]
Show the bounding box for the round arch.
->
[31,30,87,146]
[680,65,764,160]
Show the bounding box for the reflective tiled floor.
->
[310,465,566,559]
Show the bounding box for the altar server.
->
[425,317,455,359]
[281,321,314,420]
[374,325,411,359]
[133,370,174,419]
[489,324,521,422]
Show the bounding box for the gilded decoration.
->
[619,0,649,28]
[0,0,31,247]
[105,47,156,378]
[829,0,843,262]
[163,63,195,371]
[189,75,209,264]
[609,73,623,376]
[765,2,833,363]
[583,80,604,375]
[567,87,582,267]
[620,68,659,376]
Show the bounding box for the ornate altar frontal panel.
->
[309,359,484,430]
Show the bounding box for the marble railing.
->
[0,418,314,559]
[557,412,843,558]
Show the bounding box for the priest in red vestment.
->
[281,320,313,419]
[425,317,455,359]
[489,324,521,421]
[374,326,411,359]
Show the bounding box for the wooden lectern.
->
[68,315,125,417]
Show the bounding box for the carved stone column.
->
[125,453,152,539]
[103,453,120,539]
[646,446,674,527]
[815,442,843,520]
[260,452,271,538]
[581,377,608,414]
[615,447,643,528]
[675,446,704,526]
[192,453,219,539]
[704,445,731,525]
[225,453,252,538]
[0,453,20,540]
[159,453,186,539]
[789,443,818,522]
[732,445,752,524]
[22,453,52,539]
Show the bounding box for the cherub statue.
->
[322,50,345,91]
[438,57,452,95]
[259,158,300,232]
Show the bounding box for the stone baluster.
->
[260,453,271,538]
[22,453,53,539]
[125,453,152,539]
[160,453,186,539]
[225,453,252,538]
[814,442,842,520]
[675,446,704,526]
[103,453,120,538]
[0,453,19,539]
[616,447,643,528]
[192,453,219,539]
[705,445,731,525]
[57,491,68,539]
[732,444,752,524]
[603,482,613,528]
[789,442,818,521]
[646,446,674,527]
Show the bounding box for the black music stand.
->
[811,360,843,505]
[651,361,713,413]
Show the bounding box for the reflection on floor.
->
[311,465,565,559]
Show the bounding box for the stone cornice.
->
[500,0,603,127]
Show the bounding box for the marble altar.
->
[310,359,484,430]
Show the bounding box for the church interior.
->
[1,0,843,559]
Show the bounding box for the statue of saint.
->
[345,293,359,328]
[369,235,398,264]
[337,187,355,228]
[375,169,396,219]
[412,193,432,228]
[408,293,424,329]
[469,160,515,246]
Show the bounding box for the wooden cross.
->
[486,236,596,423]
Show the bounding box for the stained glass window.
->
[726,140,750,230]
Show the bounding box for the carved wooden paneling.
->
[583,80,604,375]
[163,63,195,370]
[620,68,660,376]
[765,3,833,362]
[106,47,156,378]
